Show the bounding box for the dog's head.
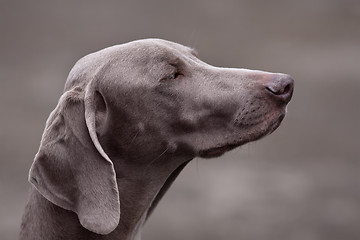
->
[29,39,293,235]
[65,39,293,159]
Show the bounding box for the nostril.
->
[266,86,279,95]
[266,80,293,95]
[283,83,291,94]
[266,75,294,102]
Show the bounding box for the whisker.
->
[146,147,169,168]
[130,129,140,145]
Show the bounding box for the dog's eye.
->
[160,72,183,82]
[169,72,182,80]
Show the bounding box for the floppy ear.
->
[29,85,120,235]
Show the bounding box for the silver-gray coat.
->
[20,39,294,240]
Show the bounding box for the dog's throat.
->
[145,160,190,220]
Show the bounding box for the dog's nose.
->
[265,74,294,103]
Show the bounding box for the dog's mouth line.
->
[198,113,285,158]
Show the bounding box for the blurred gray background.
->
[1,0,360,239]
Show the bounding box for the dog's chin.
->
[198,113,285,159]
[198,143,239,158]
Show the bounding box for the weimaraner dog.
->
[20,39,294,240]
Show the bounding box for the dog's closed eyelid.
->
[169,72,183,80]
[159,71,183,82]
[158,62,184,82]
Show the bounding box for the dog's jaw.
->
[198,110,286,159]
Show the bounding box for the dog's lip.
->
[198,113,286,159]
[268,113,285,134]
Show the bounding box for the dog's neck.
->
[111,158,191,240]
[20,160,190,240]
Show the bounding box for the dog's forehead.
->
[66,39,197,90]
[76,39,195,68]
[124,39,196,58]
[133,39,193,51]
